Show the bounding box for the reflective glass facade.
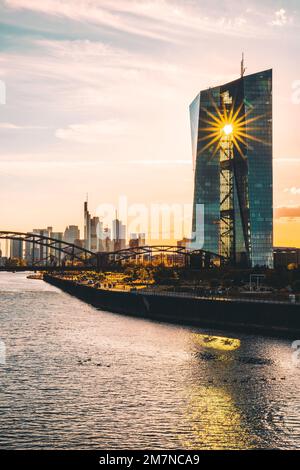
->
[190,69,273,267]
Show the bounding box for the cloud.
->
[0,122,47,129]
[284,187,300,195]
[271,9,290,27]
[4,0,267,41]
[34,38,179,75]
[0,35,196,165]
[275,206,300,219]
[0,37,184,105]
[129,159,192,166]
[55,119,129,144]
[4,0,164,40]
[3,0,180,43]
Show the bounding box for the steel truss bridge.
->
[0,231,226,271]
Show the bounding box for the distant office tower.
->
[129,234,139,249]
[90,217,100,252]
[50,231,63,265]
[10,239,23,259]
[112,218,126,251]
[31,228,51,264]
[64,225,80,245]
[84,199,91,251]
[24,241,32,263]
[0,243,7,267]
[103,227,112,252]
[190,69,273,267]
[96,220,105,252]
[138,233,146,246]
[129,233,146,248]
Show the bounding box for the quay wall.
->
[44,275,300,338]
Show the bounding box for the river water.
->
[0,271,300,449]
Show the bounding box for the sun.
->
[198,95,267,161]
[223,124,233,136]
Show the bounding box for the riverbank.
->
[44,275,300,338]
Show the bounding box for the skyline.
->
[0,1,300,247]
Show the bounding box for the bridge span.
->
[0,231,226,270]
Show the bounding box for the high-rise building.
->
[64,225,80,245]
[102,227,112,252]
[24,241,32,263]
[96,220,105,252]
[84,199,91,251]
[10,239,23,259]
[190,68,273,268]
[50,231,63,264]
[112,218,126,251]
[31,228,51,264]
[129,233,146,248]
[0,243,7,267]
[83,199,109,252]
[90,217,99,252]
[138,233,146,246]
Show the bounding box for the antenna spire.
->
[241,52,246,78]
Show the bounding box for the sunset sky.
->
[0,0,299,248]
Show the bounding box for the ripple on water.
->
[0,272,300,449]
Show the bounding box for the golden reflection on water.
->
[181,385,254,449]
[191,333,241,352]
[178,332,254,449]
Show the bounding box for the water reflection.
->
[182,385,253,449]
[0,272,300,449]
[179,333,251,448]
[184,330,300,449]
[191,333,241,352]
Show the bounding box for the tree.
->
[153,266,178,285]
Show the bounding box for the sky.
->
[0,0,300,248]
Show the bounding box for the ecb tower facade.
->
[190,69,273,268]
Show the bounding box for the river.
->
[0,272,300,449]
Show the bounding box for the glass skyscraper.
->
[190,69,273,268]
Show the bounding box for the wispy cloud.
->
[0,122,47,129]
[271,9,291,27]
[4,0,271,41]
[284,187,300,195]
[129,159,191,166]
[55,119,129,144]
[275,206,300,219]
